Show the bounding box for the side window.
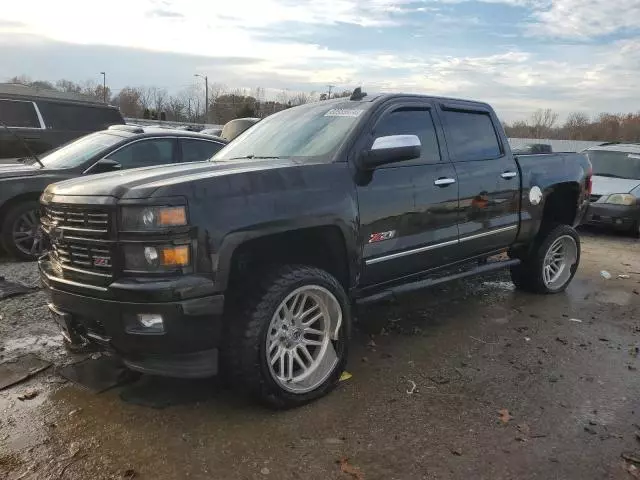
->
[108,139,175,169]
[38,102,123,131]
[181,139,224,163]
[373,108,441,164]
[0,100,40,128]
[441,109,501,161]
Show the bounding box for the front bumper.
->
[40,256,225,378]
[584,203,640,230]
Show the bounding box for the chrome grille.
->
[43,204,113,279]
[44,207,108,233]
[51,243,112,275]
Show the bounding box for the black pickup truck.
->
[39,91,591,408]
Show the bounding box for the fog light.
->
[125,313,165,334]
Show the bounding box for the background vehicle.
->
[200,127,223,137]
[583,143,640,237]
[511,143,553,154]
[39,92,591,408]
[0,83,124,161]
[219,117,260,141]
[1,125,226,260]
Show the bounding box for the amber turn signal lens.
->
[159,246,190,267]
[158,207,187,226]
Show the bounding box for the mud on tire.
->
[224,265,351,409]
[510,224,581,294]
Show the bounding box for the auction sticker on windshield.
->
[324,109,364,117]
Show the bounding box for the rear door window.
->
[441,109,501,161]
[37,102,124,131]
[107,138,176,169]
[0,99,41,128]
[180,139,224,162]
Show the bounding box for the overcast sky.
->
[1,0,639,121]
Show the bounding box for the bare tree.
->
[166,96,186,121]
[153,88,169,116]
[563,112,590,140]
[56,79,82,93]
[113,87,143,117]
[138,86,156,111]
[529,108,559,138]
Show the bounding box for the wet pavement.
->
[1,230,639,480]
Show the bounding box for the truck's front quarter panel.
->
[160,161,360,293]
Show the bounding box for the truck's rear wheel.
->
[226,265,350,409]
[510,224,580,294]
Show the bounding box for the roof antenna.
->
[350,87,367,101]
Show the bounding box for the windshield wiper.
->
[227,155,282,160]
[0,121,45,168]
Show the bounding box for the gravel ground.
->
[0,230,639,480]
[0,258,65,363]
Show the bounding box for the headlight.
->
[123,244,190,271]
[604,194,636,205]
[121,206,187,230]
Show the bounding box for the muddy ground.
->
[1,230,639,480]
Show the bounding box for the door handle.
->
[501,171,517,179]
[434,177,456,186]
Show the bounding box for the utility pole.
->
[326,84,335,99]
[194,74,208,122]
[100,72,106,103]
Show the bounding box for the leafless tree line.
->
[504,108,640,142]
[6,75,352,125]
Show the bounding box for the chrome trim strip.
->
[458,225,518,243]
[43,271,109,291]
[33,102,46,129]
[365,225,518,265]
[365,239,459,265]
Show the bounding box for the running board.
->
[356,258,521,306]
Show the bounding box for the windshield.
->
[40,132,123,169]
[213,101,369,161]
[585,150,640,179]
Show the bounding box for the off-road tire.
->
[225,265,351,409]
[1,200,42,261]
[510,224,581,294]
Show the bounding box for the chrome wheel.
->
[542,235,577,289]
[266,285,343,394]
[12,209,43,257]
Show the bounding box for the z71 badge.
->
[368,230,397,243]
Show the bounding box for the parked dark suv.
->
[0,125,226,260]
[0,83,124,161]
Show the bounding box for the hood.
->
[45,159,309,199]
[591,175,640,196]
[0,162,42,179]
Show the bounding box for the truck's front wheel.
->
[226,265,350,409]
[510,224,581,294]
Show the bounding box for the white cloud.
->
[527,0,640,39]
[2,0,640,121]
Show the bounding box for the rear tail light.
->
[586,167,593,195]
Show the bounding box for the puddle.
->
[596,290,633,306]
